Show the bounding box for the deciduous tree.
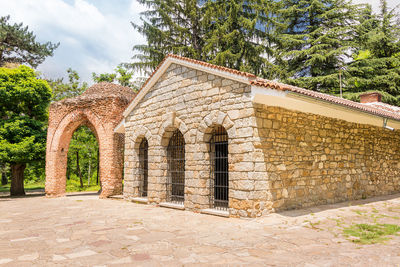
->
[48,68,88,102]
[0,66,51,195]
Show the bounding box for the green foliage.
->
[0,66,51,165]
[202,0,278,78]
[67,126,99,187]
[130,0,205,74]
[275,0,361,93]
[343,223,400,244]
[0,180,44,192]
[130,0,277,78]
[92,72,116,83]
[24,161,45,183]
[130,0,400,99]
[342,90,400,106]
[92,64,143,90]
[48,68,88,102]
[65,178,100,192]
[346,0,400,97]
[128,0,400,102]
[0,178,101,193]
[0,15,59,68]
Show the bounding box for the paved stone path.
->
[1,192,400,266]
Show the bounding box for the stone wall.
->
[124,62,400,218]
[254,103,400,211]
[124,64,269,217]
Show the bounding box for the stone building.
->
[112,54,400,218]
[46,55,400,218]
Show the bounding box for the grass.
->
[343,223,400,244]
[0,178,100,193]
[66,179,100,192]
[0,181,45,192]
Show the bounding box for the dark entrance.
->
[167,129,185,204]
[210,126,229,210]
[139,138,148,197]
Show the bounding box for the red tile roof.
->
[136,54,400,122]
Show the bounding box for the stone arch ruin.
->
[45,82,136,198]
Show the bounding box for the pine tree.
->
[346,0,400,101]
[128,0,205,75]
[129,0,277,78]
[275,0,361,93]
[0,15,59,68]
[202,0,278,78]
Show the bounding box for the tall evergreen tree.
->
[129,0,277,78]
[275,0,362,93]
[202,0,277,78]
[346,0,400,101]
[0,15,59,68]
[128,0,205,75]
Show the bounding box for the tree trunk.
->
[10,163,26,196]
[87,154,91,186]
[1,172,7,185]
[1,163,7,185]
[76,151,83,188]
[96,148,99,185]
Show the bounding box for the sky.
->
[0,0,146,83]
[0,0,398,84]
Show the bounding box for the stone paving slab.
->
[0,192,400,266]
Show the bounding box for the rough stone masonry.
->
[45,56,400,218]
[122,61,400,217]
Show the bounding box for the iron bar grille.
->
[139,139,148,197]
[210,126,229,210]
[167,130,185,204]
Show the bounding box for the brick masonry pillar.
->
[45,82,136,198]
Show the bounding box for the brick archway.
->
[45,82,136,198]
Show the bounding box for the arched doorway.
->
[45,82,136,198]
[209,125,229,210]
[166,129,185,204]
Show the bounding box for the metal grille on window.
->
[167,130,185,204]
[139,139,148,197]
[210,126,229,210]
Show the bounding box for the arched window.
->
[210,126,229,210]
[139,138,148,197]
[167,129,185,204]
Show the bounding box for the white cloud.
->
[352,0,399,13]
[0,0,145,83]
[0,0,397,84]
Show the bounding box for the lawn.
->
[0,179,101,193]
[0,181,45,193]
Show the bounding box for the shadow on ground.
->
[0,189,45,200]
[277,193,400,217]
[66,191,100,197]
[0,190,100,200]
